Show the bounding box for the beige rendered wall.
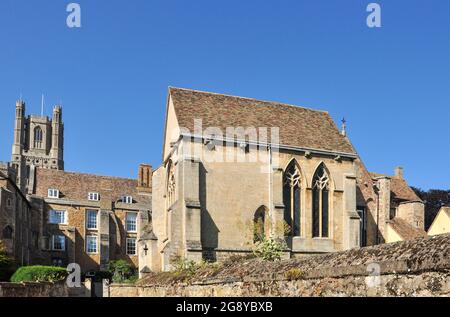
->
[386,224,403,243]
[428,211,450,236]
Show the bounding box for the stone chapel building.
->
[0,90,427,277]
[140,87,426,273]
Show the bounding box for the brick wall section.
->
[110,234,450,297]
[30,167,152,273]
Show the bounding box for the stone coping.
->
[129,234,450,287]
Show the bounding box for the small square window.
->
[86,210,98,229]
[52,258,64,267]
[126,238,136,255]
[123,196,133,204]
[126,213,137,232]
[52,235,65,251]
[49,210,66,224]
[48,189,60,199]
[86,235,98,253]
[88,192,100,201]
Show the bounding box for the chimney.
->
[137,164,152,193]
[395,166,404,179]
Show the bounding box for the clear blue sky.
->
[0,0,448,190]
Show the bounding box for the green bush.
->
[109,260,137,283]
[10,266,68,283]
[0,241,16,281]
[253,237,285,261]
[173,257,197,276]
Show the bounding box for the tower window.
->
[34,126,43,149]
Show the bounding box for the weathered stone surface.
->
[0,281,68,297]
[109,234,450,297]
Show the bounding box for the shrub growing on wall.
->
[108,260,137,283]
[10,266,68,283]
[0,241,16,281]
[253,238,286,261]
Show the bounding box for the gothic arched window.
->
[283,160,301,236]
[34,126,43,149]
[253,206,267,243]
[166,161,176,209]
[312,164,330,238]
[2,225,13,239]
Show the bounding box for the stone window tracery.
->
[283,160,301,236]
[312,164,330,238]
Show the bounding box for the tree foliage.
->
[0,241,15,281]
[108,260,137,284]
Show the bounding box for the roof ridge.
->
[168,86,330,114]
[37,168,137,182]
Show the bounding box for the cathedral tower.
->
[11,100,64,191]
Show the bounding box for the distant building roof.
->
[34,168,151,206]
[169,87,356,154]
[369,172,422,202]
[389,217,427,240]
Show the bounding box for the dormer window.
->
[123,196,133,204]
[88,192,100,201]
[48,189,60,199]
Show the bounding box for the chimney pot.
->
[395,166,404,179]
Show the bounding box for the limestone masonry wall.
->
[0,281,68,297]
[109,234,450,297]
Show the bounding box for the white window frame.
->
[126,212,138,232]
[51,235,66,251]
[123,196,133,204]
[48,189,60,199]
[88,192,100,201]
[86,209,98,230]
[86,235,98,254]
[126,238,137,255]
[49,210,67,225]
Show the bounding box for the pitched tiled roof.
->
[369,172,421,202]
[169,87,356,154]
[34,168,151,206]
[389,217,427,240]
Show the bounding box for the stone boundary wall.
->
[0,281,68,297]
[109,234,450,297]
